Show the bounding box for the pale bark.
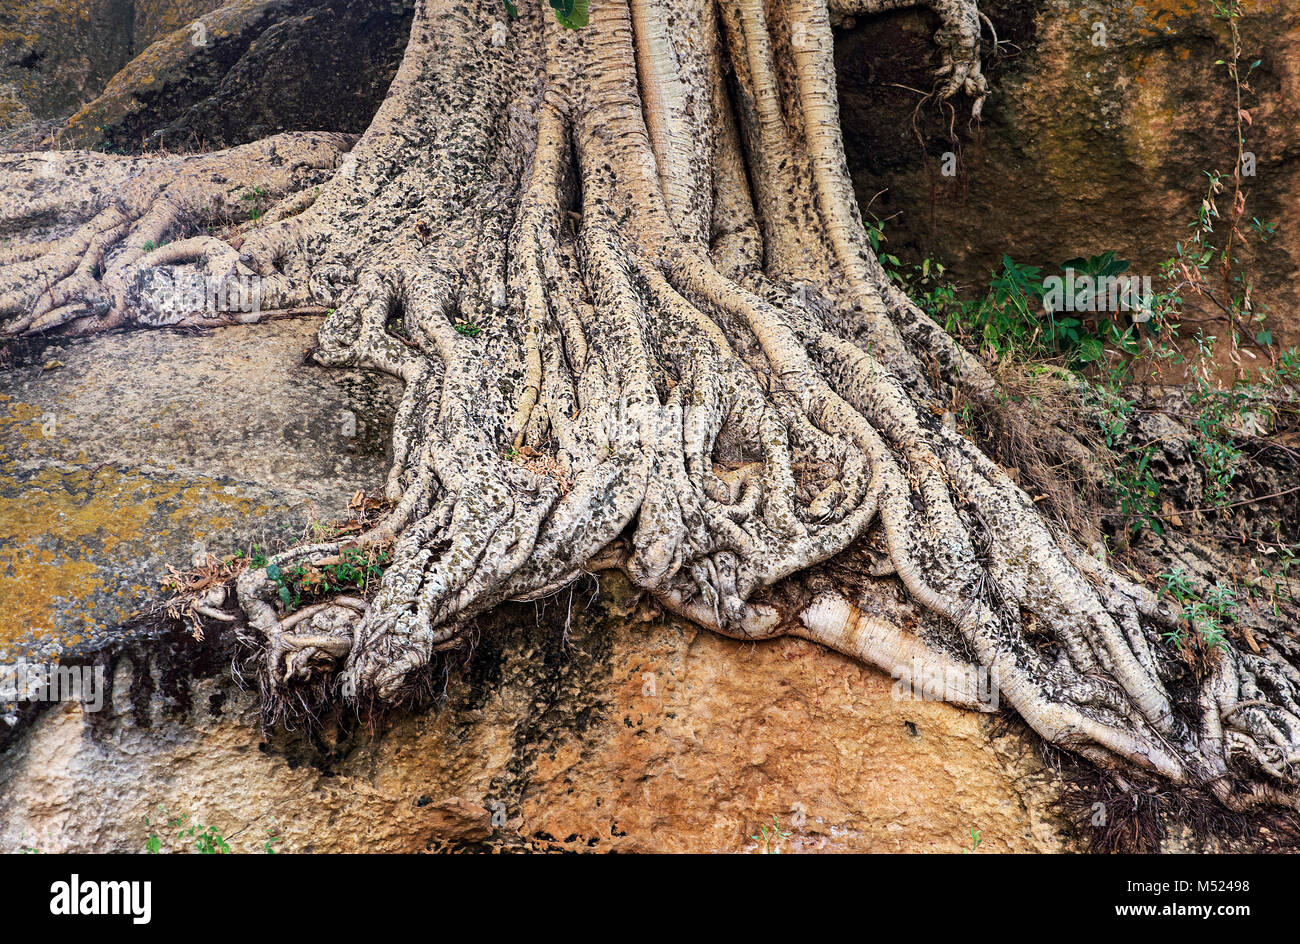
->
[3,0,1300,810]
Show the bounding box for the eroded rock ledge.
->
[0,319,1067,853]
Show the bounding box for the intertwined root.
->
[9,0,1300,809]
[230,0,1300,808]
[0,133,351,338]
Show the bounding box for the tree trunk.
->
[3,0,1300,811]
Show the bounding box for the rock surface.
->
[58,0,413,152]
[0,319,1070,853]
[0,0,229,150]
[0,622,1069,853]
[0,319,397,655]
[6,0,1285,854]
[0,0,412,152]
[840,0,1300,349]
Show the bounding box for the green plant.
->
[1112,446,1165,537]
[1163,2,1278,368]
[863,217,904,282]
[1082,382,1166,539]
[927,251,1166,370]
[549,0,589,29]
[1187,376,1246,509]
[964,828,982,853]
[181,821,231,855]
[953,255,1046,357]
[241,185,268,222]
[504,0,586,28]
[266,546,391,611]
[145,807,230,854]
[750,815,791,854]
[894,223,1292,547]
[234,545,270,569]
[1158,568,1236,653]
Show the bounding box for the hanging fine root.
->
[6,0,1300,812]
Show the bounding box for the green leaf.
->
[550,0,588,28]
[1255,329,1273,346]
[1076,337,1105,364]
[504,0,518,18]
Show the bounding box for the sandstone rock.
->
[0,318,398,656]
[0,589,1071,854]
[0,0,136,148]
[840,0,1300,348]
[0,319,1071,853]
[55,0,412,152]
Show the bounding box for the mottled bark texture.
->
[4,0,1300,810]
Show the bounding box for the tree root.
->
[0,133,353,336]
[13,0,1300,811]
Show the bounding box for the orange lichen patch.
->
[1140,0,1202,34]
[0,28,42,46]
[0,394,45,438]
[0,464,271,648]
[1145,0,1201,16]
[1063,0,1199,39]
[0,545,105,648]
[0,469,150,646]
